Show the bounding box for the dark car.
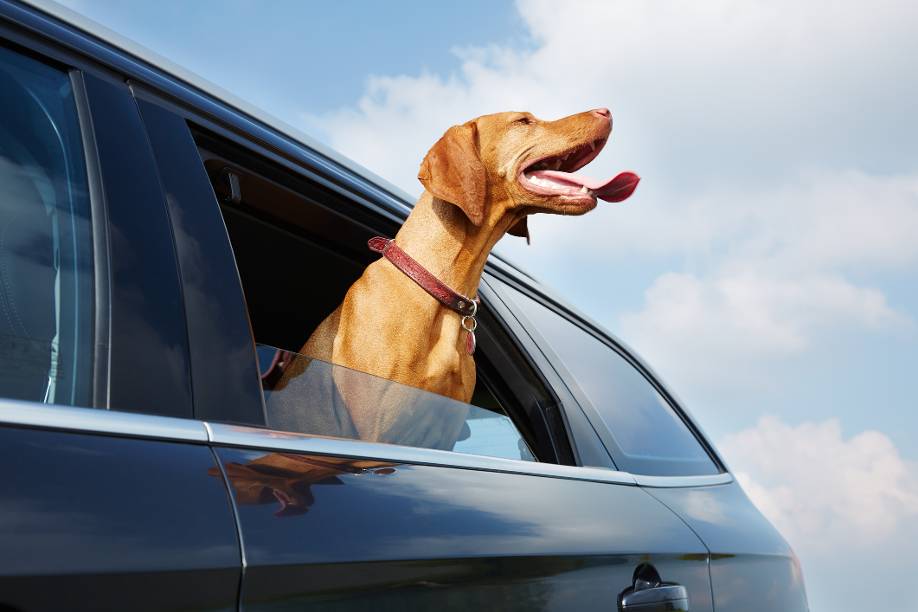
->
[0,1,808,610]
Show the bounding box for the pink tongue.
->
[531,170,641,202]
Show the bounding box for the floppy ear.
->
[418,122,487,226]
[507,217,530,244]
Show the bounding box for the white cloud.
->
[618,267,913,391]
[720,417,918,610]
[621,271,900,378]
[721,416,918,546]
[306,0,918,192]
[502,169,918,267]
[609,169,918,392]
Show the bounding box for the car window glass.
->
[0,47,93,407]
[503,287,718,476]
[256,344,536,462]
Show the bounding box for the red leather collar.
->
[368,236,479,354]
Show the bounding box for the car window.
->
[0,47,93,407]
[256,344,535,462]
[502,286,719,476]
[188,131,576,464]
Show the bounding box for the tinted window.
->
[0,48,93,406]
[504,287,717,476]
[256,345,535,462]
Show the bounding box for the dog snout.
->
[590,107,612,122]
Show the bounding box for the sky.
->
[54,1,918,609]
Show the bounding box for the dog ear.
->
[507,217,530,244]
[418,122,487,226]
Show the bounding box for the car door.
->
[491,277,809,611]
[0,14,241,612]
[130,85,715,610]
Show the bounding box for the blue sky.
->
[56,1,918,610]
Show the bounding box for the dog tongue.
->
[531,169,641,202]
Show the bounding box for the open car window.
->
[190,127,577,466]
[256,344,536,462]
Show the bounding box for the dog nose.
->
[591,107,612,120]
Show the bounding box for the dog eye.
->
[513,116,534,125]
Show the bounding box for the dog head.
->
[418,108,640,242]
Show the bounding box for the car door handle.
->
[618,582,689,611]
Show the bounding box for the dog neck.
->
[393,191,520,299]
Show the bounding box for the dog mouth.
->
[519,137,640,204]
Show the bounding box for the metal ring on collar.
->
[461,315,478,332]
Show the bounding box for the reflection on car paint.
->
[215,447,714,610]
[0,426,239,610]
[210,452,398,516]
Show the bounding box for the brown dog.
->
[274,108,638,442]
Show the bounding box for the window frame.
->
[181,119,580,466]
[488,274,729,478]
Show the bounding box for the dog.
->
[272,108,638,444]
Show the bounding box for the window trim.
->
[0,399,733,487]
[0,398,662,486]
[489,274,728,477]
[69,70,111,409]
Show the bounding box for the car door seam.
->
[208,440,247,612]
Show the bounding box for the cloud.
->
[721,416,918,546]
[608,168,918,393]
[305,0,918,191]
[719,416,918,610]
[619,269,909,389]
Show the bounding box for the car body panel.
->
[0,422,240,612]
[215,445,714,611]
[646,482,809,612]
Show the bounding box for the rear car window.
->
[503,286,719,476]
[0,47,93,407]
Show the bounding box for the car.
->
[0,1,809,610]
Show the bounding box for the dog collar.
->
[368,236,479,354]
